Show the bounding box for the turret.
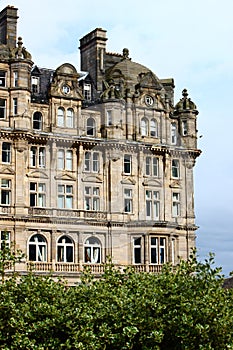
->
[174,89,199,149]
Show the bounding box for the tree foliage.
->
[0,251,233,349]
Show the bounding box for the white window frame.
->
[2,142,11,164]
[172,192,180,217]
[141,117,148,136]
[13,98,17,115]
[150,237,166,264]
[66,108,74,128]
[107,110,112,126]
[84,237,101,263]
[58,184,73,209]
[13,71,18,87]
[83,83,91,100]
[1,179,11,205]
[31,76,40,93]
[57,235,74,262]
[150,118,158,137]
[86,117,96,136]
[30,146,46,168]
[133,237,142,264]
[33,112,42,130]
[171,159,180,178]
[123,154,132,174]
[30,182,46,207]
[145,156,159,177]
[182,120,188,136]
[0,99,6,119]
[28,234,47,262]
[146,190,160,220]
[171,122,177,145]
[57,149,73,171]
[84,186,100,211]
[0,71,6,87]
[0,231,10,250]
[124,188,133,213]
[84,151,99,173]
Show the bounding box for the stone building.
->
[0,5,201,281]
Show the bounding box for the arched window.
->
[150,119,158,137]
[86,117,96,136]
[28,234,47,262]
[57,107,64,127]
[57,235,74,262]
[84,237,101,263]
[141,117,148,136]
[67,108,74,128]
[33,112,42,130]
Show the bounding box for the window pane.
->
[66,109,73,128]
[66,150,73,170]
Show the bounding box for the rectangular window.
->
[0,99,6,119]
[30,146,46,168]
[107,110,112,126]
[171,159,180,178]
[13,71,18,87]
[145,156,158,177]
[0,231,10,250]
[84,186,100,211]
[39,147,46,168]
[172,192,180,217]
[2,143,11,163]
[58,184,73,209]
[1,179,11,205]
[151,237,166,264]
[146,190,159,220]
[0,71,6,87]
[57,149,73,170]
[83,83,91,100]
[31,76,39,93]
[133,237,141,264]
[171,123,177,145]
[124,188,132,213]
[13,98,17,115]
[84,151,99,173]
[182,120,188,136]
[30,182,46,207]
[124,154,131,174]
[66,150,73,171]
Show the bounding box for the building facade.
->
[0,5,201,281]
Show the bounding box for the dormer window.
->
[83,83,91,100]
[31,76,40,93]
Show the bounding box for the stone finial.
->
[174,88,197,112]
[122,48,130,59]
[17,36,23,58]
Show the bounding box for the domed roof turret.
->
[174,89,197,113]
[101,49,164,100]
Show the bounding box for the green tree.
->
[0,251,232,349]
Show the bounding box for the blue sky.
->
[2,0,233,276]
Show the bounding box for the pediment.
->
[121,177,136,185]
[142,178,162,187]
[27,170,48,179]
[82,175,103,183]
[54,173,76,181]
[138,71,163,90]
[169,180,181,189]
[0,166,15,175]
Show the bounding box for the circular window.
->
[145,95,154,106]
[62,85,70,95]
